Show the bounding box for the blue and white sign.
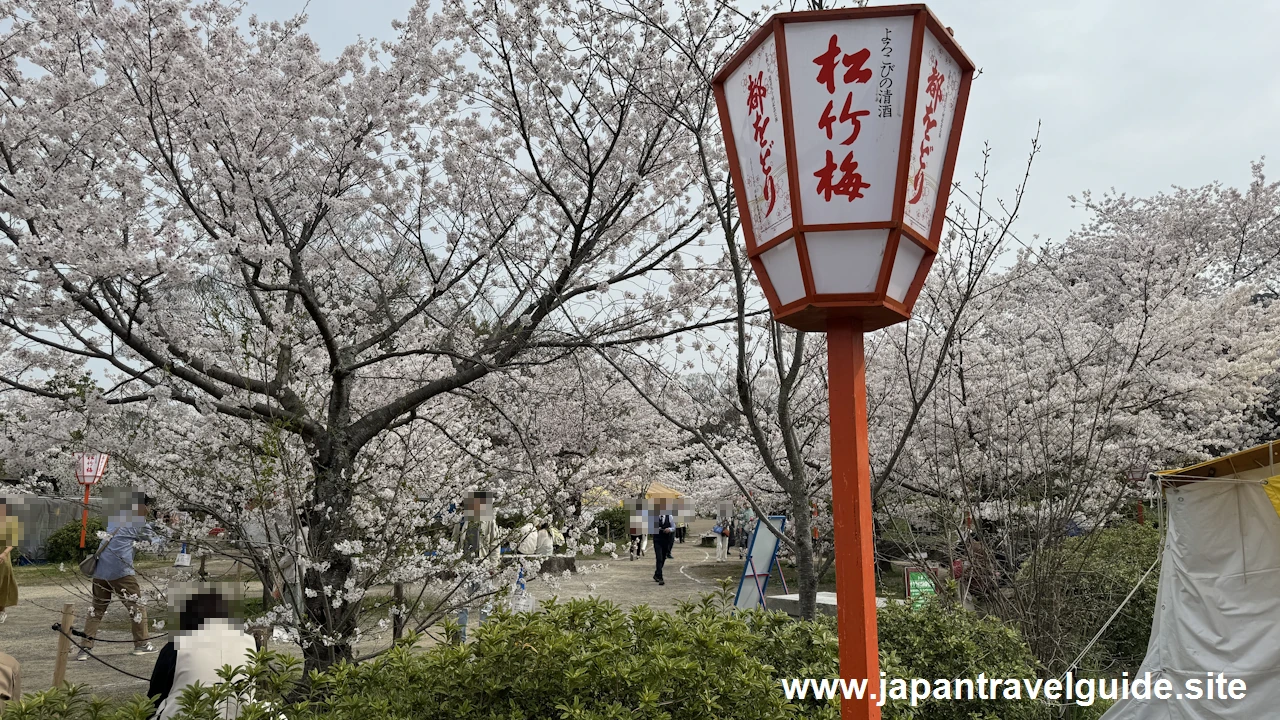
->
[734,515,787,610]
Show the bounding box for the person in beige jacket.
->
[0,650,19,709]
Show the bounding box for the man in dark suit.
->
[652,501,676,585]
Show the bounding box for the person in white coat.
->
[515,522,538,555]
[148,590,256,720]
[535,523,554,555]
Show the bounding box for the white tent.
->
[1103,441,1280,719]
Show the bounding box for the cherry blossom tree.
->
[473,356,699,529]
[870,163,1280,670]
[0,0,727,668]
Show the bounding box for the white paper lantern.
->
[714,5,975,331]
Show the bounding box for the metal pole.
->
[748,557,767,609]
[827,318,880,720]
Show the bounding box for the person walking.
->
[737,511,755,559]
[148,589,256,720]
[714,502,731,563]
[79,492,162,659]
[0,499,19,624]
[652,500,676,586]
[453,490,499,643]
[627,497,648,559]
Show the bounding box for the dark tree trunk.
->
[789,495,819,620]
[301,445,360,672]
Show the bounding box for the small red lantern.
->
[74,452,110,549]
[1127,465,1148,525]
[713,4,974,332]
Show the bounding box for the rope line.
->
[21,596,168,642]
[1060,479,1167,681]
[50,623,153,682]
[67,625,170,643]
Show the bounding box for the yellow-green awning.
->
[1160,440,1280,520]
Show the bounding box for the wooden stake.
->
[393,583,405,640]
[52,602,75,687]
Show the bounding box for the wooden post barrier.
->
[393,583,405,640]
[52,602,75,688]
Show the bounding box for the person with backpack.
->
[79,492,163,659]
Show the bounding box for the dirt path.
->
[542,519,743,612]
[0,519,749,700]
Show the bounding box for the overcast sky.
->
[247,0,1280,245]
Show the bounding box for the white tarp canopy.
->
[1103,442,1280,719]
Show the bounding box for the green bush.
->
[5,685,155,720]
[43,517,106,563]
[592,505,630,543]
[1020,522,1160,674]
[877,599,1049,720]
[9,594,1050,720]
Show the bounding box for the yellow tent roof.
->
[1159,440,1280,483]
[1159,439,1280,519]
[643,481,683,499]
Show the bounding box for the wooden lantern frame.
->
[712,4,976,332]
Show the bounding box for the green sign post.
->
[904,566,937,609]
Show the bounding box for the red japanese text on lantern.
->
[811,34,873,203]
[907,60,945,205]
[746,71,778,217]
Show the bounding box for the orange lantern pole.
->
[711,8,973,719]
[827,319,881,718]
[79,482,92,548]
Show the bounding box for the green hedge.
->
[592,505,630,543]
[9,593,1050,720]
[1021,522,1161,674]
[877,599,1048,720]
[43,517,106,564]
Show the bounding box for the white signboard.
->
[734,515,788,610]
[902,28,961,238]
[784,17,912,226]
[74,452,109,485]
[724,33,793,245]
